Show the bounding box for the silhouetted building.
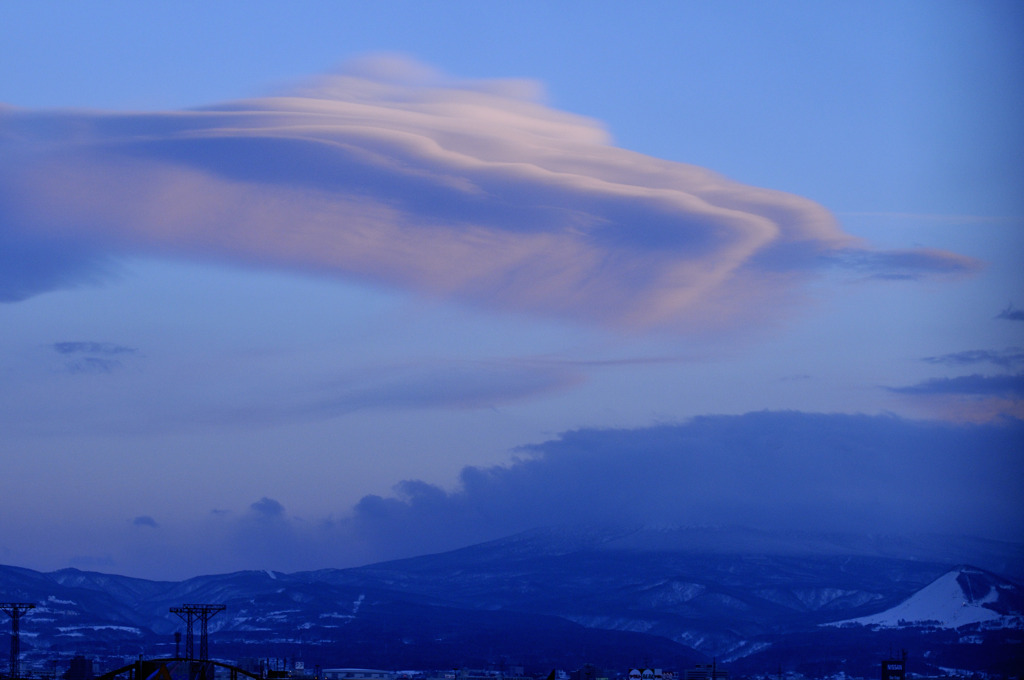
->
[628,669,675,680]
[881,651,906,680]
[570,666,598,680]
[452,670,530,680]
[236,658,264,676]
[682,665,727,680]
[64,656,94,680]
[323,670,394,680]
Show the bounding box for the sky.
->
[1,1,1022,581]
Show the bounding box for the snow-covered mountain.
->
[825,566,1024,629]
[2,527,1021,678]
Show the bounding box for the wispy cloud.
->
[132,515,159,529]
[51,340,138,374]
[922,348,1024,370]
[53,341,137,355]
[822,247,981,280]
[194,358,585,428]
[0,55,978,330]
[889,373,1024,398]
[211,358,584,427]
[837,212,1023,224]
[887,373,1024,422]
[63,357,124,374]
[0,352,584,437]
[305,360,582,414]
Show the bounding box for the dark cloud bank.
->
[997,305,1024,322]
[186,412,1022,575]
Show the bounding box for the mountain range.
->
[1,526,1021,678]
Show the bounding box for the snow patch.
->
[722,640,772,662]
[57,625,142,635]
[47,596,77,605]
[825,570,1002,629]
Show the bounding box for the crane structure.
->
[1,602,36,680]
[169,604,225,662]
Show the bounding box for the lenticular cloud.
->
[0,56,977,328]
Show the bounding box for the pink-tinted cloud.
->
[0,56,979,329]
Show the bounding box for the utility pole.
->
[1,603,36,680]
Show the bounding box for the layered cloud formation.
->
[0,56,978,329]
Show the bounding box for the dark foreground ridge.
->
[1,527,1021,679]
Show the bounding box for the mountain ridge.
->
[2,526,1021,677]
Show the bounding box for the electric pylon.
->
[1,603,35,680]
[169,604,225,661]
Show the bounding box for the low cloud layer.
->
[111,411,1020,577]
[343,412,1023,561]
[49,412,1018,578]
[0,56,978,330]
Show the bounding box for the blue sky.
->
[1,1,1022,579]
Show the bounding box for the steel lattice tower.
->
[169,604,225,661]
[169,607,195,661]
[1,603,35,680]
